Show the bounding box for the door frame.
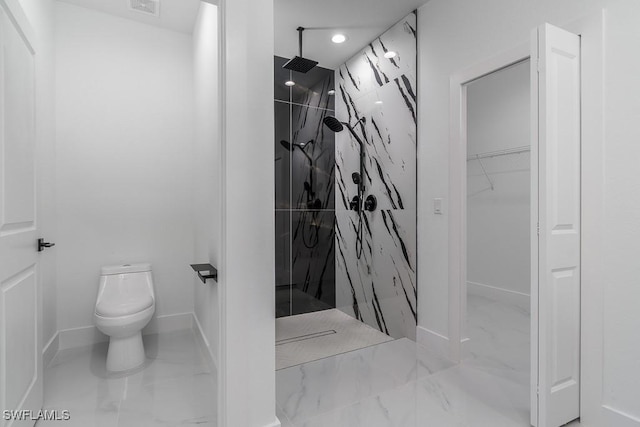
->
[449,12,606,426]
[448,42,530,365]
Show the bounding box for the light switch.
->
[434,198,443,215]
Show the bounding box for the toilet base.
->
[106,331,145,373]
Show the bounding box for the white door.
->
[531,23,581,427]
[0,1,41,426]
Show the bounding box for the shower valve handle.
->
[350,196,360,212]
[364,195,377,212]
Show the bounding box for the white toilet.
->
[94,263,155,373]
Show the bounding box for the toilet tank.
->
[101,263,152,276]
[96,263,155,317]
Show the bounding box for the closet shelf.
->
[467,145,530,161]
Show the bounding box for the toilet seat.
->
[95,292,153,317]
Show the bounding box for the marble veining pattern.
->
[275,58,337,317]
[37,329,216,427]
[335,12,417,339]
[275,294,572,427]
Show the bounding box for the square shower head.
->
[282,56,319,74]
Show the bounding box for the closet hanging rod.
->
[467,145,530,161]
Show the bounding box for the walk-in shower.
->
[275,11,418,346]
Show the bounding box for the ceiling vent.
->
[129,0,160,17]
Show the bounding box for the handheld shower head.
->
[323,116,366,148]
[280,140,294,151]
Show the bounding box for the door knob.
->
[38,238,55,252]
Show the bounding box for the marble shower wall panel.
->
[291,211,336,311]
[275,55,337,317]
[335,12,417,339]
[291,104,335,210]
[292,70,335,110]
[335,210,417,339]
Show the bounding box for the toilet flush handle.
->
[37,238,55,252]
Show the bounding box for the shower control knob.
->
[350,196,360,212]
[364,195,377,212]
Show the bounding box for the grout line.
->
[274,98,335,112]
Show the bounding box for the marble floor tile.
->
[276,348,401,423]
[466,293,530,381]
[415,364,530,427]
[275,293,548,427]
[117,373,216,426]
[363,338,455,384]
[296,381,418,427]
[37,329,216,427]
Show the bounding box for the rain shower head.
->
[322,116,344,133]
[282,27,318,73]
[283,57,319,73]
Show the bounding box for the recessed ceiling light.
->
[384,51,397,59]
[331,34,347,44]
[328,90,336,95]
[375,100,384,105]
[285,80,296,87]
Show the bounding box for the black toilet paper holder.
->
[190,264,218,283]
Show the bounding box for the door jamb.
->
[448,43,530,364]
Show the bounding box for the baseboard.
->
[42,332,59,368]
[416,326,450,359]
[58,312,195,350]
[193,312,217,371]
[467,281,530,312]
[143,312,194,335]
[603,405,640,427]
[58,325,108,350]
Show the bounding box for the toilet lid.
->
[95,288,154,317]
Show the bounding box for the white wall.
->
[192,2,220,367]
[466,61,530,297]
[218,0,277,425]
[601,2,640,423]
[18,0,57,351]
[55,2,195,333]
[417,0,640,424]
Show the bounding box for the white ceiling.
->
[275,0,430,69]
[58,0,429,67]
[57,0,201,34]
